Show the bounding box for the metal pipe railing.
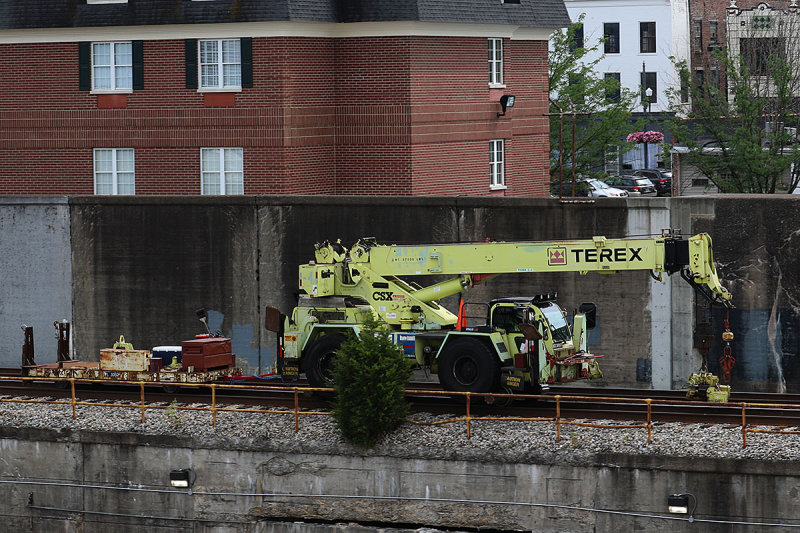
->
[1,376,798,448]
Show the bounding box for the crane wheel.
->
[304,333,346,394]
[437,337,500,393]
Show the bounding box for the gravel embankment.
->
[1,396,798,462]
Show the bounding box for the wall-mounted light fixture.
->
[497,94,516,117]
[170,468,194,488]
[668,493,696,522]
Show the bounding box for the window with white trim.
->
[640,22,656,53]
[201,148,244,195]
[489,38,503,86]
[490,140,505,188]
[92,42,132,91]
[199,39,241,89]
[87,0,127,4]
[94,148,135,195]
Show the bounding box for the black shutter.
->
[132,40,144,90]
[78,42,91,91]
[241,37,252,88]
[185,39,198,89]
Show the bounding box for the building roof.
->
[0,0,571,30]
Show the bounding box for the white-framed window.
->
[640,22,656,54]
[92,41,132,92]
[490,140,505,188]
[489,38,504,86]
[199,39,241,90]
[87,0,127,4]
[201,148,244,195]
[94,148,135,195]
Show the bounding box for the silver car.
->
[576,179,629,198]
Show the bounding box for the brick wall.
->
[688,0,793,95]
[0,35,551,197]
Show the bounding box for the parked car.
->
[604,176,657,197]
[633,169,672,196]
[575,179,629,198]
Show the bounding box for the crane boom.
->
[341,231,731,308]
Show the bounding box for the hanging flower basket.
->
[626,130,664,144]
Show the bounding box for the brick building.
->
[0,0,569,197]
[687,0,794,96]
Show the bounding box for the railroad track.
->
[2,371,800,427]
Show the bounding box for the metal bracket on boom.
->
[681,268,734,309]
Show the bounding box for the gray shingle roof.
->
[0,0,570,30]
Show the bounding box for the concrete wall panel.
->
[69,197,261,372]
[0,197,72,368]
[2,428,800,532]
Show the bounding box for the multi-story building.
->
[687,0,795,98]
[0,0,570,197]
[562,0,687,171]
[672,1,799,194]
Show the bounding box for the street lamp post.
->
[642,86,653,169]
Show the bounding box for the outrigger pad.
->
[264,306,282,333]
[518,323,542,341]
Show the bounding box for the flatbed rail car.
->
[20,314,241,386]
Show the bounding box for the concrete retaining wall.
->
[0,427,797,532]
[1,195,799,391]
[0,197,72,365]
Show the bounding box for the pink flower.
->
[627,131,664,144]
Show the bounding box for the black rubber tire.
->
[437,337,501,393]
[304,333,347,389]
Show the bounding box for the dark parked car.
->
[604,176,657,196]
[633,169,672,196]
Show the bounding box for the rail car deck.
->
[23,361,241,384]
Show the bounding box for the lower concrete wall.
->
[1,428,798,532]
[2,194,800,391]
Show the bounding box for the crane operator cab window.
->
[491,303,543,353]
[490,304,524,333]
[538,302,572,344]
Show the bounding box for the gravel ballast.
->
[0,395,798,462]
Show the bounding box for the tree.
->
[331,316,412,448]
[549,17,640,189]
[667,4,800,194]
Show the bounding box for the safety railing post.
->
[70,379,77,419]
[466,392,471,439]
[556,395,561,442]
[646,399,652,444]
[742,403,747,448]
[211,384,217,428]
[294,388,300,433]
[139,382,146,423]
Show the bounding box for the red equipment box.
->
[181,352,235,371]
[180,337,235,371]
[181,337,232,356]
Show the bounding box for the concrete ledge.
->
[3,426,800,532]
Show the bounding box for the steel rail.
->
[1,376,799,448]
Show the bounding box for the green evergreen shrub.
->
[332,316,412,448]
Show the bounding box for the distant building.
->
[562,0,686,172]
[0,0,570,197]
[672,1,800,195]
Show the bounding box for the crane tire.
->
[437,337,501,393]
[304,333,347,391]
